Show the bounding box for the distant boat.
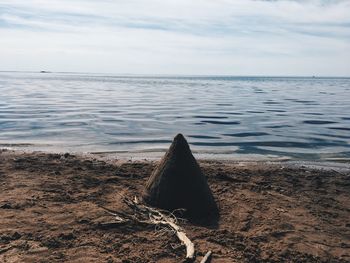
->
[40,70,50,73]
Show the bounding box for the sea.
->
[1,72,350,161]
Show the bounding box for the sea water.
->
[1,72,350,160]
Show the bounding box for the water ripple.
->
[223,132,269,137]
[1,72,350,160]
[201,120,241,125]
[303,120,338,125]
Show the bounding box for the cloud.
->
[0,0,349,75]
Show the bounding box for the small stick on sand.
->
[200,251,212,263]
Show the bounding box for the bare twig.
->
[125,196,195,261]
[200,251,212,263]
[100,196,196,262]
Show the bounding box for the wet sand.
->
[0,149,349,262]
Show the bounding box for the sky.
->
[0,0,350,76]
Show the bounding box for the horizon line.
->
[0,70,349,79]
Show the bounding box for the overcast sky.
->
[0,0,349,76]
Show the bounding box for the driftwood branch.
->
[99,196,196,262]
[150,215,195,261]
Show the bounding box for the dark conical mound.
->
[143,134,219,219]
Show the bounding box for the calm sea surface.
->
[1,72,350,160]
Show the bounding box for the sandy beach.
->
[0,149,349,262]
[2,0,350,262]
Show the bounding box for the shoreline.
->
[2,135,350,164]
[1,150,349,262]
[2,148,350,172]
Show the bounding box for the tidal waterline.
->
[1,72,350,160]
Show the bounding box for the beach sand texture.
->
[1,150,349,262]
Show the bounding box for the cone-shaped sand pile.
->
[143,134,218,219]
